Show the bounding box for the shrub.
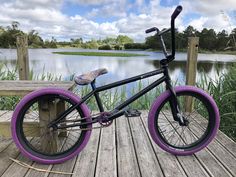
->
[98,45,112,50]
[124,43,149,50]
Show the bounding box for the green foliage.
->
[114,45,122,50]
[145,25,236,51]
[116,35,133,45]
[0,22,24,48]
[28,30,44,48]
[124,43,149,50]
[98,45,112,50]
[43,37,57,48]
[197,64,236,141]
[53,51,148,57]
[81,40,98,49]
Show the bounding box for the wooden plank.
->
[72,129,100,177]
[95,123,117,177]
[24,162,52,177]
[0,142,20,176]
[0,81,75,96]
[0,122,40,138]
[116,118,141,177]
[1,153,33,177]
[161,110,232,177]
[0,80,74,84]
[0,111,12,121]
[215,131,236,157]
[140,111,205,177]
[128,116,164,177]
[168,112,233,177]
[24,132,76,177]
[48,158,76,177]
[16,35,29,80]
[188,114,236,176]
[0,81,74,88]
[192,113,236,157]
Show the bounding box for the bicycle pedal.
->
[124,109,141,117]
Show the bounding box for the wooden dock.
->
[0,110,235,177]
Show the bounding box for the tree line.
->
[0,22,235,51]
[145,26,236,51]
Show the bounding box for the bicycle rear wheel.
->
[11,88,92,164]
[148,86,220,155]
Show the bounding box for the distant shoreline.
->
[1,47,235,56]
[52,51,149,57]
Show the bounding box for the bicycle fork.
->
[164,67,188,126]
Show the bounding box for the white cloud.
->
[188,17,208,31]
[67,0,111,5]
[4,0,235,42]
[180,0,236,33]
[87,1,127,18]
[181,0,236,16]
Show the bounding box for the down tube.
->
[115,76,166,110]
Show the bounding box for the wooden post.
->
[16,35,29,80]
[39,99,58,153]
[185,37,199,113]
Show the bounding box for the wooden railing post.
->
[185,37,199,112]
[16,35,29,80]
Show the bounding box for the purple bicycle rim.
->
[11,88,92,164]
[148,86,220,155]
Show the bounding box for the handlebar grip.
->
[171,5,182,19]
[145,27,159,33]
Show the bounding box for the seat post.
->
[91,80,104,112]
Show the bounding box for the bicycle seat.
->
[74,68,108,85]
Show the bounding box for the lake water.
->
[0,48,236,87]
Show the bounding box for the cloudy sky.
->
[1,0,236,42]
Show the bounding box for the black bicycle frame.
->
[49,64,178,128]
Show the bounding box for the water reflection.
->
[0,48,235,87]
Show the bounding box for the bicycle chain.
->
[56,112,113,131]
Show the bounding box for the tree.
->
[28,30,44,48]
[199,28,217,51]
[0,21,23,48]
[183,26,196,37]
[229,28,236,49]
[145,33,161,49]
[102,37,116,45]
[216,30,229,50]
[116,35,133,45]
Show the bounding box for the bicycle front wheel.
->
[11,88,92,164]
[148,86,220,155]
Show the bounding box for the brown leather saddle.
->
[74,68,108,85]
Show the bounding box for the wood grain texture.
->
[95,123,117,177]
[0,111,234,177]
[116,118,141,177]
[0,81,75,96]
[128,116,164,177]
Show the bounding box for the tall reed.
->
[197,63,236,141]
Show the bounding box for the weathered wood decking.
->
[0,111,235,177]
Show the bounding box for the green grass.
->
[53,51,148,57]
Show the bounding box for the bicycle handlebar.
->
[145,5,183,64]
[171,5,182,20]
[145,27,159,34]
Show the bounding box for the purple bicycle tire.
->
[148,86,220,155]
[11,88,92,164]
